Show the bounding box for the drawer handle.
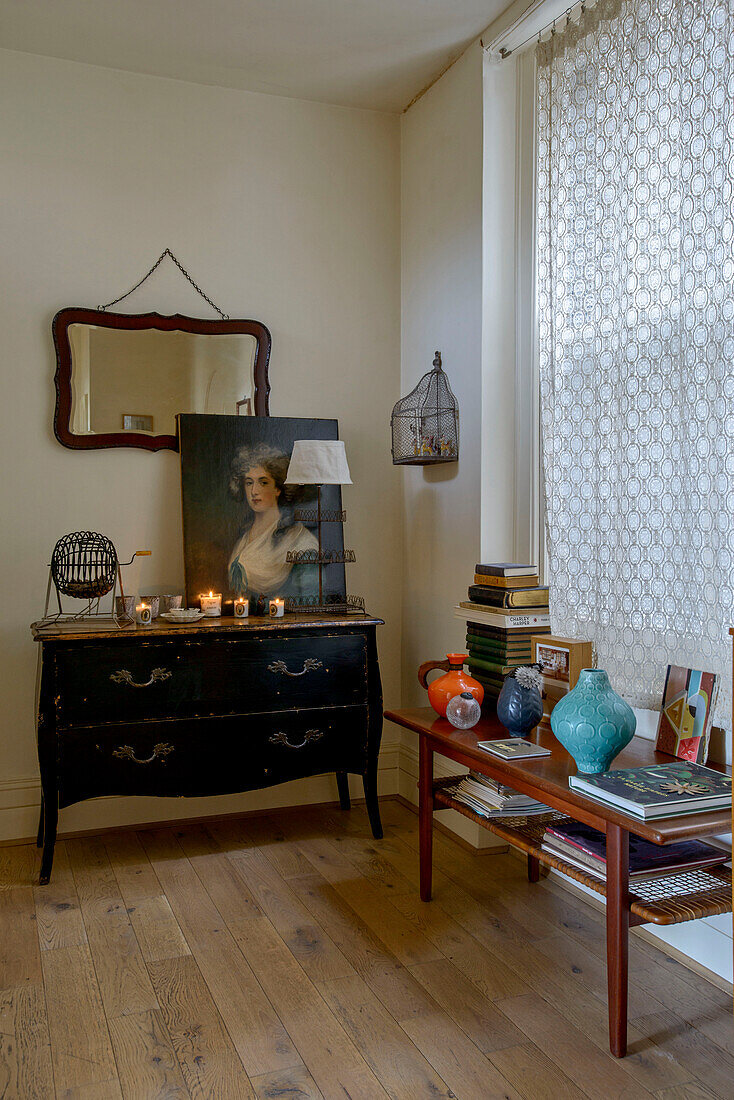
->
[110,667,172,689]
[267,658,323,678]
[112,742,175,765]
[269,729,324,750]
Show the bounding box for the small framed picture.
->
[531,635,593,727]
[122,413,154,432]
[536,642,570,683]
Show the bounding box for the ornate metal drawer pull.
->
[110,667,172,689]
[269,729,324,750]
[112,742,175,764]
[267,658,323,677]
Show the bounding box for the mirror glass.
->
[53,310,271,451]
[68,325,257,437]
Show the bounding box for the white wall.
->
[0,48,402,838]
[399,43,493,702]
[397,42,516,846]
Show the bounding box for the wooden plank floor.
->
[1,798,732,1099]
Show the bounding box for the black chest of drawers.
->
[32,613,384,883]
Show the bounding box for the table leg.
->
[527,855,540,882]
[335,771,351,811]
[419,738,433,902]
[606,823,630,1057]
[39,795,57,886]
[363,763,383,839]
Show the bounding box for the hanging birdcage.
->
[391,351,459,465]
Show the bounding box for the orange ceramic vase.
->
[418,653,484,717]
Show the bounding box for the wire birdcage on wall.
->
[391,351,459,465]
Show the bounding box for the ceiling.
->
[0,0,509,113]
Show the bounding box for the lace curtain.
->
[536,0,734,715]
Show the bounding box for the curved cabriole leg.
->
[39,796,57,885]
[36,797,45,849]
[363,765,382,839]
[336,771,351,811]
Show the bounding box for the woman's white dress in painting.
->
[228,513,319,602]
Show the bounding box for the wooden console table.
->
[32,613,383,884]
[384,706,732,1059]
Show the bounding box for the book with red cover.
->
[545,820,727,876]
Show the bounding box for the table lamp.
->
[284,440,363,612]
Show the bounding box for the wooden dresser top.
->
[31,612,383,642]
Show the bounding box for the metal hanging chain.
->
[97,248,229,319]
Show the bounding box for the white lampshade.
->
[285,440,352,485]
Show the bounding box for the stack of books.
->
[568,761,732,819]
[454,563,551,699]
[445,771,552,819]
[542,820,728,883]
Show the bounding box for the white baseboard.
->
[0,743,400,844]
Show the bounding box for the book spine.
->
[545,828,606,863]
[475,564,537,577]
[468,667,506,688]
[467,656,523,676]
[466,640,533,658]
[458,605,551,629]
[465,621,546,639]
[467,585,550,609]
[473,574,540,588]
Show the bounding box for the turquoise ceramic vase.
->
[550,669,636,774]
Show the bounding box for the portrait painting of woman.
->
[227,442,318,607]
[179,414,347,612]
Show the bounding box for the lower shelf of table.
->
[433,777,732,926]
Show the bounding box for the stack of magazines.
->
[445,772,552,818]
[541,821,728,883]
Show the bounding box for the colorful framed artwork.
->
[655,665,719,764]
[179,414,346,613]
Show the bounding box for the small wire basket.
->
[391,351,459,465]
[51,531,118,600]
[36,533,150,631]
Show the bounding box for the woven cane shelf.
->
[433,777,732,926]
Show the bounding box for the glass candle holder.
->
[234,597,249,619]
[199,592,222,616]
[269,598,285,618]
[135,603,152,625]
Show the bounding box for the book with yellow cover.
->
[473,573,540,589]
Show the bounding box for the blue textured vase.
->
[550,668,636,774]
[497,676,543,737]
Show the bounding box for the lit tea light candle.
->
[269,598,285,618]
[136,602,152,625]
[234,597,249,619]
[200,591,222,616]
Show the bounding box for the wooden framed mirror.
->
[52,309,271,451]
